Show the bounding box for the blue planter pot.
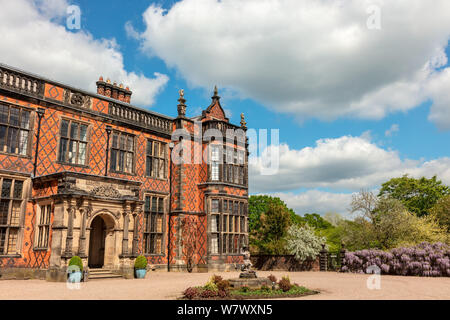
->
[68,271,82,283]
[135,269,147,279]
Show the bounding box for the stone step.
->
[88,268,124,280]
[89,274,123,280]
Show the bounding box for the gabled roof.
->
[201,86,229,122]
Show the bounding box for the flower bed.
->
[181,274,318,300]
[342,242,450,277]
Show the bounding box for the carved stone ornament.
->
[90,185,122,199]
[64,89,91,109]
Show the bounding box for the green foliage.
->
[134,255,148,270]
[68,256,83,272]
[286,224,326,261]
[301,213,333,230]
[430,195,450,232]
[204,276,219,291]
[249,197,292,254]
[342,195,449,250]
[379,175,449,217]
[240,286,250,293]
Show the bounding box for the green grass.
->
[230,285,313,297]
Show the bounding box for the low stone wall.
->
[250,255,320,271]
[0,268,47,280]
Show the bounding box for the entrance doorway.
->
[88,216,106,268]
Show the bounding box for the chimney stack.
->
[96,76,132,103]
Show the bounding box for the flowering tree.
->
[342,242,450,277]
[286,224,326,261]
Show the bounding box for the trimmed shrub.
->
[267,274,277,283]
[134,255,148,270]
[68,256,83,272]
[342,242,450,277]
[218,290,228,298]
[200,289,217,299]
[183,287,200,300]
[211,275,223,284]
[278,276,292,292]
[217,280,230,292]
[204,278,218,291]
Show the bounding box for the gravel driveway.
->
[0,271,449,300]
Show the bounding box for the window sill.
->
[110,170,136,176]
[0,151,31,159]
[0,254,21,258]
[56,161,89,169]
[145,176,168,182]
[33,248,49,252]
[144,254,165,257]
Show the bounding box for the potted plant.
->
[134,255,147,279]
[67,256,83,283]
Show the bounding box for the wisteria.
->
[342,242,450,277]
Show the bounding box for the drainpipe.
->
[33,108,45,177]
[105,125,112,176]
[167,142,174,272]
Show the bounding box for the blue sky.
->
[1,0,449,215]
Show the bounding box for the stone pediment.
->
[90,185,122,199]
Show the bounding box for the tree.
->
[301,213,333,230]
[430,195,450,232]
[286,224,326,261]
[250,201,291,255]
[378,175,449,217]
[343,193,449,250]
[248,195,299,232]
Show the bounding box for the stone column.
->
[122,203,131,256]
[63,199,76,257]
[78,204,89,257]
[131,205,142,256]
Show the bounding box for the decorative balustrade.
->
[0,66,44,98]
[109,103,172,134]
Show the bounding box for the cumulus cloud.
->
[129,0,450,127]
[385,124,399,137]
[249,134,450,193]
[0,0,169,106]
[272,191,355,216]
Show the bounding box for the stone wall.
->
[250,255,320,272]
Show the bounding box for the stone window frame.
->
[143,193,166,256]
[56,117,91,167]
[0,102,34,158]
[0,176,27,256]
[109,130,136,175]
[34,201,52,250]
[208,143,246,186]
[208,197,248,256]
[145,139,168,180]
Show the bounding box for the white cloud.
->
[249,134,450,193]
[385,124,399,137]
[130,0,450,127]
[0,0,169,106]
[272,191,355,216]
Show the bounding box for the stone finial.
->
[177,89,187,117]
[240,113,247,128]
[212,85,220,102]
